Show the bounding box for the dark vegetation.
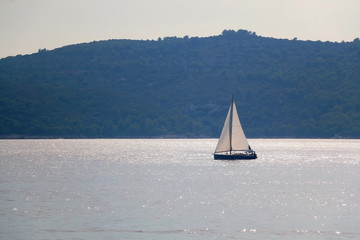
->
[1,30,360,138]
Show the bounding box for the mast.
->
[229,95,234,153]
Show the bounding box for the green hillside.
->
[1,30,360,138]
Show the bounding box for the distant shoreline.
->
[1,135,358,140]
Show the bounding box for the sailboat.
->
[214,96,257,160]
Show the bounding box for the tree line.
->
[0,29,359,138]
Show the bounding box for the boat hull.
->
[214,153,257,160]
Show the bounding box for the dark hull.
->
[214,153,257,160]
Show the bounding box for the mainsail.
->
[214,96,249,153]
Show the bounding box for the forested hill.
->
[1,30,360,138]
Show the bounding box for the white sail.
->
[231,102,249,151]
[214,105,232,153]
[214,97,249,153]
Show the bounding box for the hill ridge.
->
[1,29,360,138]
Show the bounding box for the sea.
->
[0,139,359,240]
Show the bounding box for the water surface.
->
[1,139,359,239]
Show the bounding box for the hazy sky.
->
[1,0,359,58]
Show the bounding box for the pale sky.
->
[0,0,359,59]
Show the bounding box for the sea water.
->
[0,139,359,240]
